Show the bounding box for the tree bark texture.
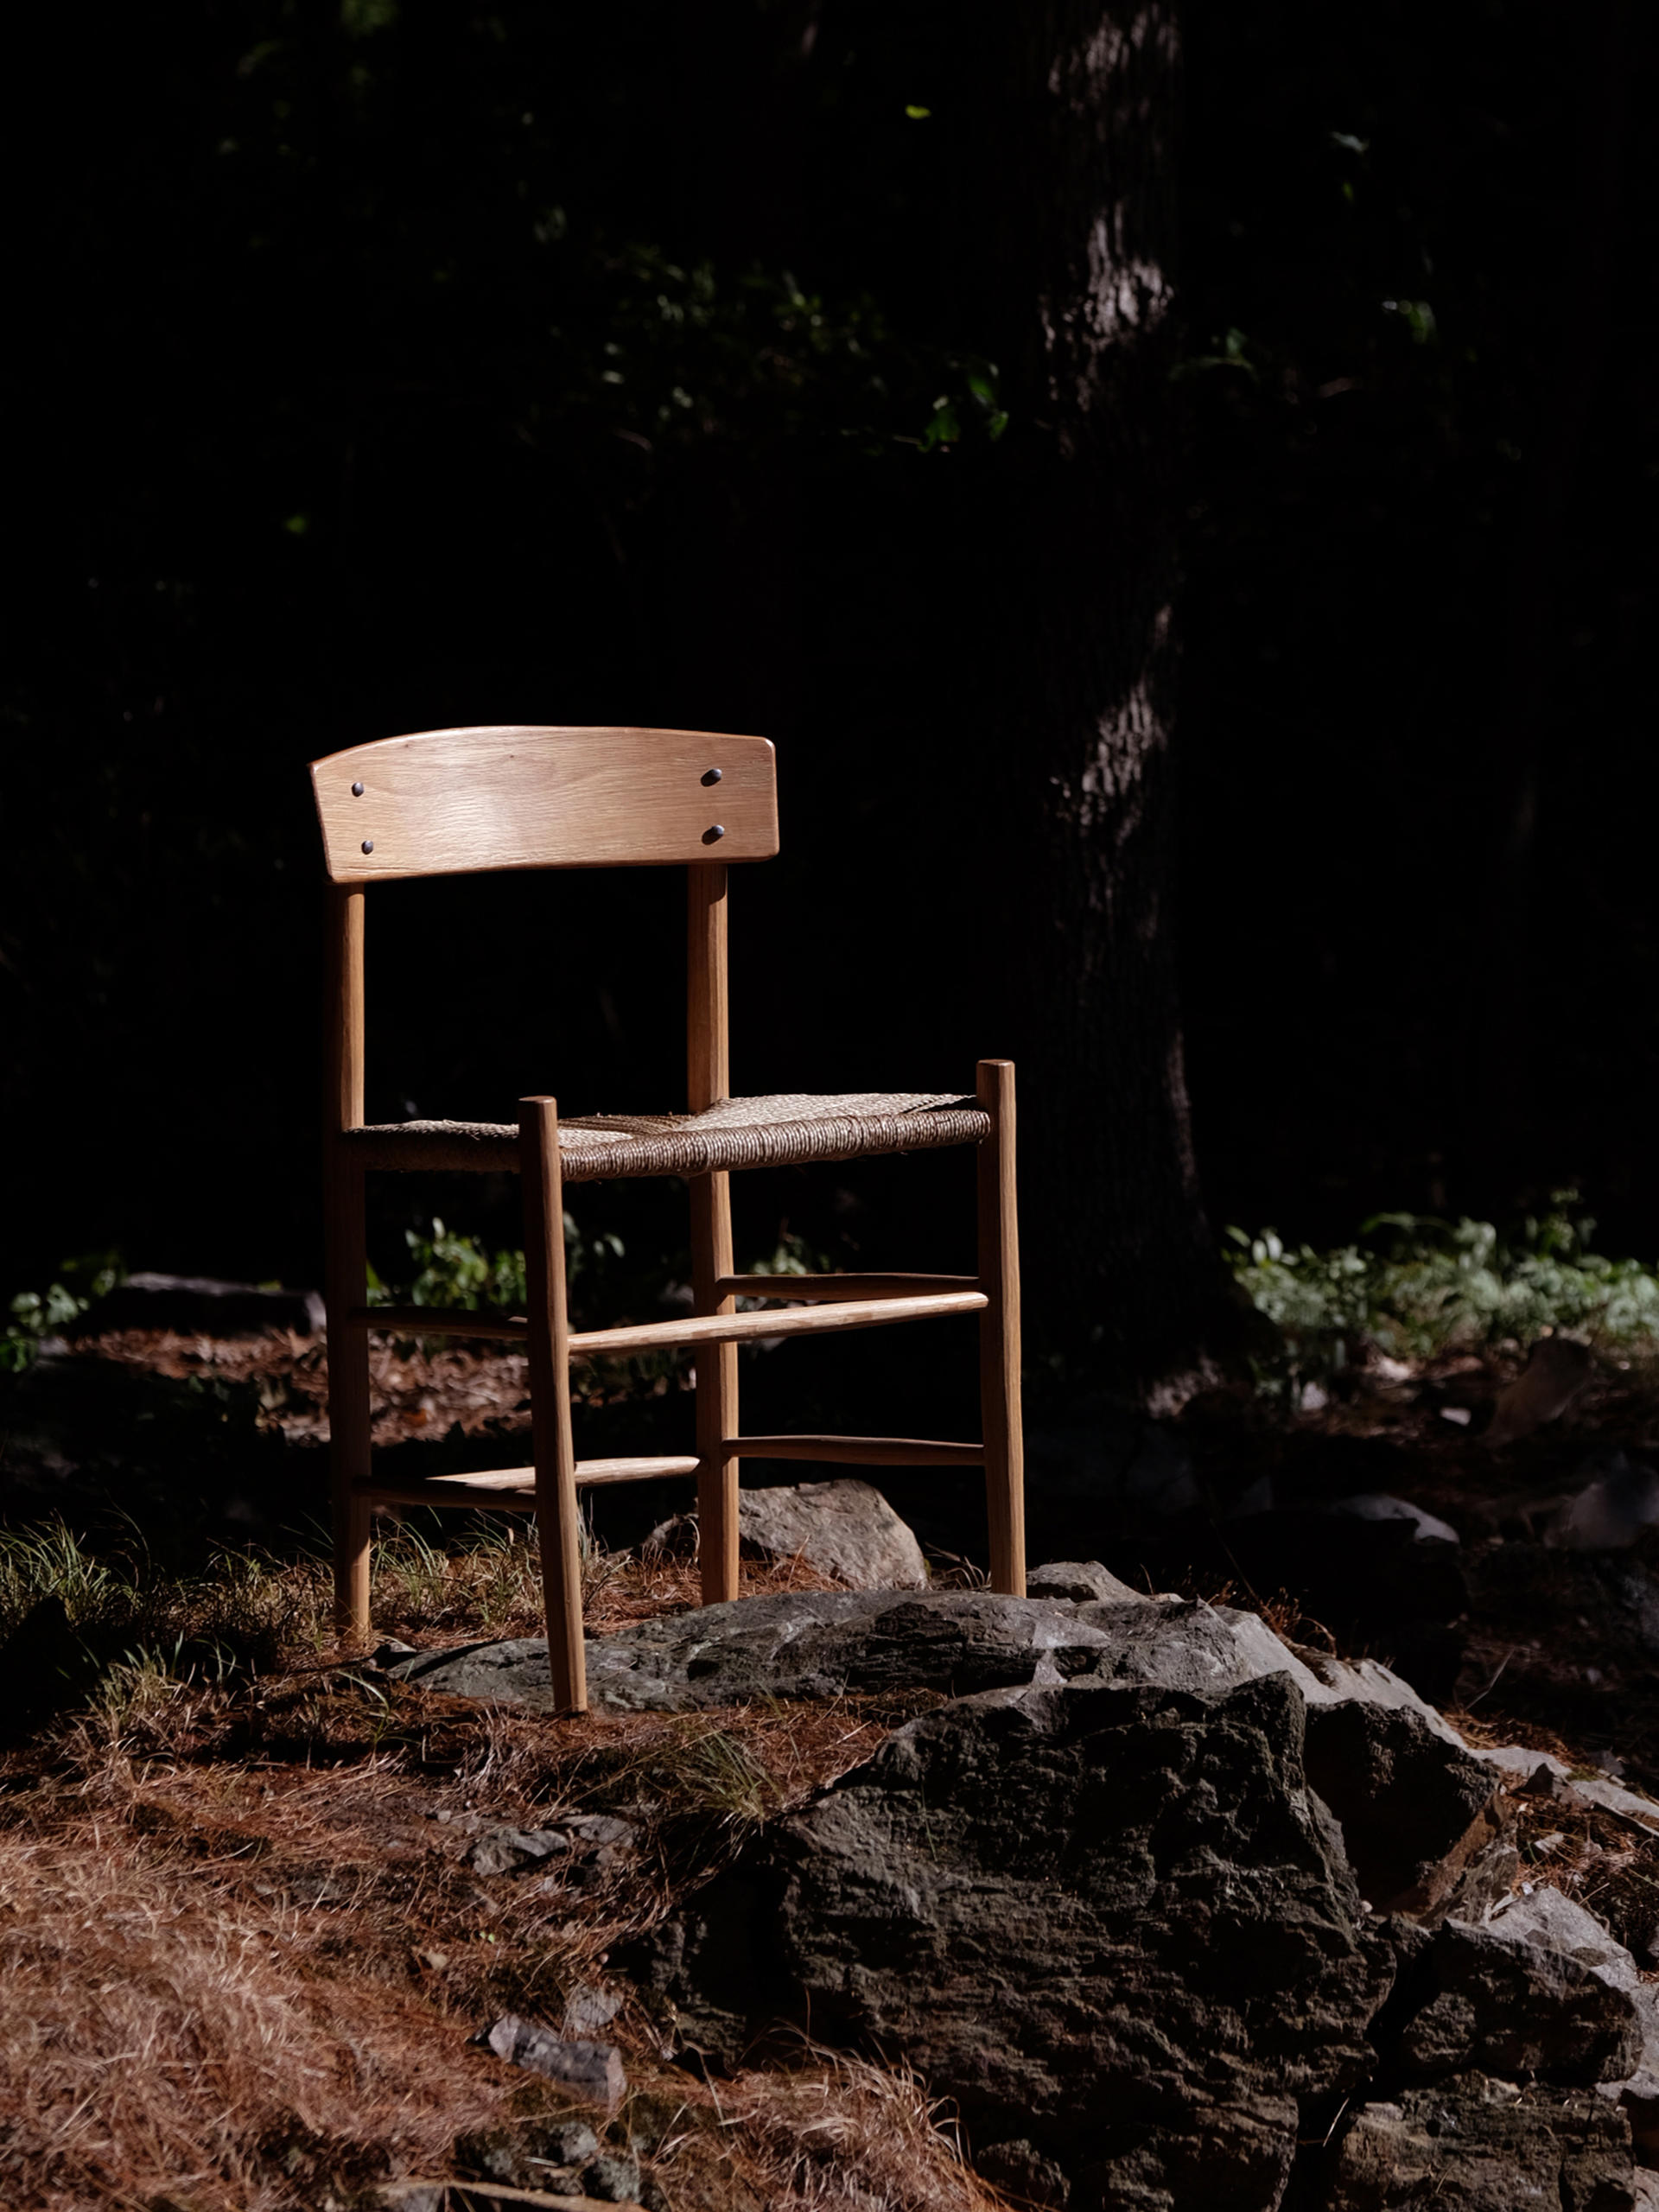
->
[1005,3,1233,1390]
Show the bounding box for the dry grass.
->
[0,1811,509,2211]
[0,1524,987,2212]
[733,2049,1012,2211]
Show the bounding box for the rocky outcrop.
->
[391,1569,1658,2208]
[387,1585,1349,1714]
[630,1671,1394,2203]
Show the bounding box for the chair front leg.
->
[326,1147,373,1637]
[976,1058,1026,1596]
[522,1095,588,1713]
[691,1169,740,1604]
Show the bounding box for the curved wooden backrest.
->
[309,724,778,883]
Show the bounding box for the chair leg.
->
[690,1170,740,1604]
[976,1058,1026,1596]
[325,1148,372,1637]
[522,1096,588,1713]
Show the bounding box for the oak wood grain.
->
[311,725,777,882]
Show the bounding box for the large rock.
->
[391,1581,1437,1714]
[1395,1888,1643,2087]
[650,1479,929,1590]
[629,1672,1393,2202]
[1323,2073,1635,2210]
[391,1588,1508,1927]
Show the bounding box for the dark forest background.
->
[5,0,1656,1344]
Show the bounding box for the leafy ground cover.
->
[1227,1195,1659,1399]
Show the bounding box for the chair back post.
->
[687,862,741,1602]
[976,1058,1027,1596]
[323,882,372,1632]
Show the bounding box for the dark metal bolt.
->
[361,838,374,854]
[352,780,364,796]
[701,766,722,785]
[702,823,725,844]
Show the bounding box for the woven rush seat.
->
[346,1090,992,1181]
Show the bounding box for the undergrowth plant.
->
[370,1211,625,1313]
[1227,1193,1659,1396]
[2,1253,123,1371]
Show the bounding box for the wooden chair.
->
[311,724,1023,1712]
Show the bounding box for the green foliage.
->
[369,1214,623,1313]
[1227,1195,1659,1395]
[3,1254,123,1373]
[745,1227,834,1280]
[554,242,1007,459]
[1173,326,1258,383]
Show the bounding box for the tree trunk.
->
[1005,2,1235,1393]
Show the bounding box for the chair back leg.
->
[326,1150,373,1634]
[522,1096,588,1713]
[691,1171,741,1604]
[976,1058,1027,1596]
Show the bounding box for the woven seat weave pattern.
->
[346,1090,991,1181]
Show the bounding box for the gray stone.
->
[628,1672,1392,2197]
[1397,1897,1643,2086]
[582,2151,644,2202]
[483,2014,626,2110]
[1485,1885,1643,1991]
[649,1479,929,1590]
[454,2114,601,2190]
[563,1982,623,2037]
[738,1479,929,1589]
[1324,2073,1635,2210]
[1325,1492,1461,1545]
[1296,1650,1465,1743]
[467,1825,571,1876]
[1027,1560,1153,1605]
